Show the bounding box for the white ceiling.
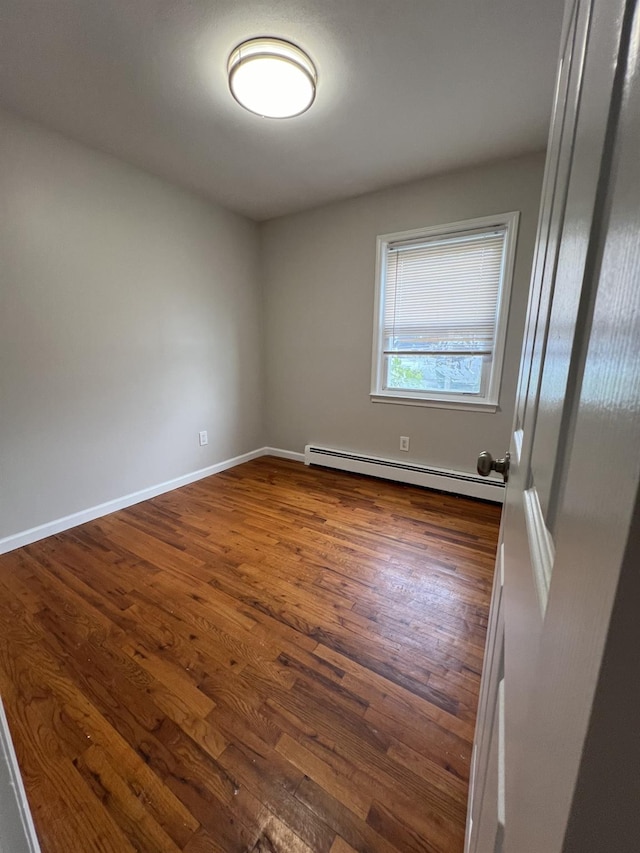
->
[0,0,564,221]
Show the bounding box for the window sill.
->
[370,393,499,413]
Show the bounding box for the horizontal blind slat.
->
[383,227,506,347]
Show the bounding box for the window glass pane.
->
[384,353,484,394]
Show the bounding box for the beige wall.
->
[261,153,545,471]
[0,110,263,539]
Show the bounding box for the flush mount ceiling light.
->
[228,37,317,118]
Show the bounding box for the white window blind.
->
[383,226,507,355]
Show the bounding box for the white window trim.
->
[370,211,520,412]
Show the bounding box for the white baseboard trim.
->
[0,447,266,555]
[0,699,41,852]
[0,443,497,556]
[305,444,504,503]
[262,447,306,462]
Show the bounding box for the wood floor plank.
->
[330,837,359,853]
[0,456,500,851]
[73,743,185,853]
[275,732,372,821]
[294,778,398,853]
[0,601,201,848]
[217,741,335,853]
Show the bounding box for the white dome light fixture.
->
[228,37,317,119]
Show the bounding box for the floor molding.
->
[262,447,306,462]
[0,442,498,555]
[0,448,267,555]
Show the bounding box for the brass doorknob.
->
[477,450,510,483]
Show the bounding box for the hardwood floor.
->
[0,456,501,853]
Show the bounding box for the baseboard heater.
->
[304,445,504,503]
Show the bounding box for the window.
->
[371,211,519,411]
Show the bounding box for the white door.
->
[466,0,640,849]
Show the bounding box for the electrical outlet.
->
[199,430,208,447]
[400,436,410,452]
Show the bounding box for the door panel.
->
[466,0,632,849]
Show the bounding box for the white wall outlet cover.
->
[199,430,208,446]
[400,436,410,451]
